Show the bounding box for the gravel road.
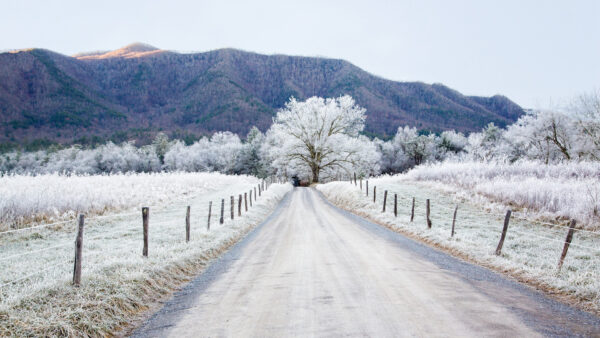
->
[133,187,600,337]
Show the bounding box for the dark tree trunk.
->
[311,165,319,183]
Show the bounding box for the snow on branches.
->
[1,91,598,178]
[263,96,379,183]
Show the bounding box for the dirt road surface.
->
[133,188,600,337]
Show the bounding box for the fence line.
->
[379,189,600,239]
[365,181,600,235]
[0,197,228,237]
[355,180,600,259]
[0,179,276,292]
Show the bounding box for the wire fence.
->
[346,177,600,265]
[0,178,281,300]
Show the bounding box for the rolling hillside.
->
[0,43,524,147]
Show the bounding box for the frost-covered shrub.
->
[0,142,160,174]
[400,160,600,228]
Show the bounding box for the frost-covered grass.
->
[317,181,600,314]
[0,172,292,336]
[0,172,252,230]
[400,160,600,230]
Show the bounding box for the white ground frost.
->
[0,172,291,336]
[317,179,600,314]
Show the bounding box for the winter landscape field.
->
[0,92,598,336]
[2,2,600,335]
[318,165,600,314]
[0,172,291,335]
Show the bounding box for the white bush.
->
[400,160,600,229]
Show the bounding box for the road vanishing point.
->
[134,188,600,337]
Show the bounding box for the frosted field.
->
[0,172,258,230]
[400,160,600,230]
[318,180,600,314]
[0,172,292,336]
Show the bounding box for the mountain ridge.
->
[0,44,524,148]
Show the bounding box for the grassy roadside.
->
[316,181,600,317]
[0,184,292,337]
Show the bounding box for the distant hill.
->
[0,43,524,148]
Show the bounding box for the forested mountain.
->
[0,43,524,148]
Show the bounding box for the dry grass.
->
[0,178,291,337]
[317,181,600,316]
[2,235,236,336]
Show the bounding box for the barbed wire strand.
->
[0,219,74,235]
[0,260,72,289]
[511,212,600,235]
[506,229,600,253]
[0,242,73,262]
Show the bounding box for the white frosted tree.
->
[439,130,467,155]
[208,132,243,173]
[570,90,600,160]
[388,126,439,169]
[503,110,574,163]
[465,123,510,161]
[235,126,267,177]
[264,95,378,183]
[152,132,171,165]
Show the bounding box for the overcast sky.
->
[2,0,598,108]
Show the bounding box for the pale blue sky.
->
[1,0,598,108]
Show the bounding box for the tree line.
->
[1,92,598,181]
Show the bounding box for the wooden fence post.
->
[373,186,376,203]
[394,194,397,217]
[207,201,212,230]
[72,214,84,287]
[426,199,432,228]
[142,207,149,257]
[366,180,369,197]
[410,197,415,222]
[186,206,191,242]
[451,205,458,237]
[382,190,388,212]
[238,194,242,216]
[230,196,234,220]
[557,220,577,271]
[244,192,248,212]
[219,199,225,224]
[249,190,253,207]
[495,210,512,255]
